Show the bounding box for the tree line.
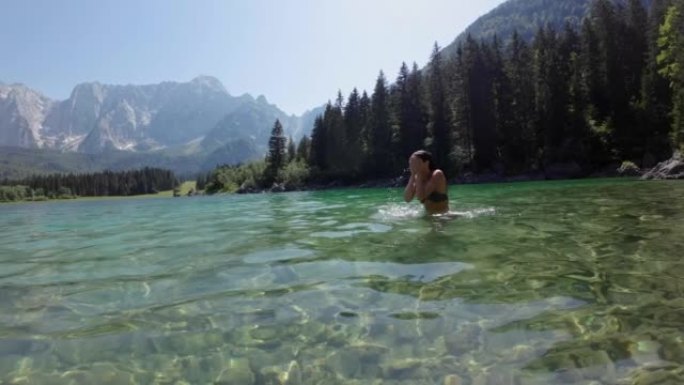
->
[201,120,312,192]
[0,168,178,201]
[205,0,684,193]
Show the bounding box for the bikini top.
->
[421,191,448,204]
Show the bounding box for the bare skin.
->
[404,155,449,215]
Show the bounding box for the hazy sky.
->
[0,0,505,115]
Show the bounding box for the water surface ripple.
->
[1,179,683,384]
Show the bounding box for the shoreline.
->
[0,193,178,205]
[0,181,198,205]
[4,155,681,203]
[235,174,644,196]
[0,176,669,204]
[233,155,684,195]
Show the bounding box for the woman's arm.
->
[415,170,445,202]
[404,173,416,202]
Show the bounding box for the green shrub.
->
[280,160,310,188]
[0,186,31,202]
[206,161,267,194]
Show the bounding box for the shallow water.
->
[1,179,683,385]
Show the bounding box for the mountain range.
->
[0,76,322,177]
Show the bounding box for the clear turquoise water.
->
[1,179,683,385]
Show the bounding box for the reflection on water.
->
[0,179,683,384]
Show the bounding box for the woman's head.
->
[410,150,436,173]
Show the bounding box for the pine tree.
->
[561,23,593,165]
[505,31,536,171]
[391,63,410,166]
[591,0,635,158]
[287,136,296,163]
[368,71,393,177]
[395,62,428,165]
[658,1,684,151]
[427,43,453,173]
[359,91,372,176]
[581,19,608,122]
[490,35,515,174]
[642,0,675,161]
[614,0,650,160]
[324,95,348,174]
[626,0,650,100]
[309,116,327,170]
[344,88,364,175]
[532,27,572,166]
[296,136,311,162]
[264,119,287,186]
[409,63,428,152]
[462,36,497,172]
[451,43,475,170]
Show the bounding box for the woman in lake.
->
[403,150,449,215]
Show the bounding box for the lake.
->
[1,179,683,385]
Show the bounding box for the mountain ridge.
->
[442,0,653,58]
[0,77,322,175]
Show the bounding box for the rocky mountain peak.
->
[191,76,227,93]
[0,77,318,169]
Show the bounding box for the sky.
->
[0,0,506,115]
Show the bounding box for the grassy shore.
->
[154,181,198,197]
[71,181,199,200]
[0,181,199,204]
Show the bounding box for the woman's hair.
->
[412,150,436,171]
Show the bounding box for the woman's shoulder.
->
[431,169,446,179]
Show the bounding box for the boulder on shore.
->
[269,183,287,193]
[641,152,684,180]
[617,161,642,177]
[236,182,259,194]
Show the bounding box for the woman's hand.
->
[408,156,421,176]
[404,173,417,202]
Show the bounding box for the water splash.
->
[437,207,497,220]
[375,204,496,221]
[374,204,424,221]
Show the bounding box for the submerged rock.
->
[642,152,684,180]
[258,361,303,385]
[443,374,463,385]
[631,368,684,385]
[444,323,483,356]
[0,355,22,379]
[249,325,279,341]
[324,342,388,379]
[0,340,41,356]
[326,349,361,378]
[215,358,255,385]
[484,369,519,385]
[628,339,662,366]
[279,360,302,385]
[575,349,615,380]
[347,342,390,359]
[383,358,430,379]
[60,363,135,385]
[500,344,538,364]
[528,347,617,383]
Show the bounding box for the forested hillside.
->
[302,0,680,182]
[442,0,652,57]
